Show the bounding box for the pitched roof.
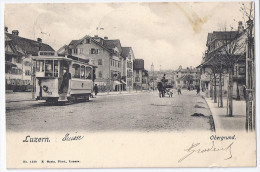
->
[207,31,238,46]
[64,35,114,55]
[5,33,55,54]
[103,39,122,53]
[121,47,131,59]
[68,40,81,48]
[133,59,144,70]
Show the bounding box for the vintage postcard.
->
[2,0,258,169]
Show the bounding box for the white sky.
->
[4,2,251,71]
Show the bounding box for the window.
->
[81,65,85,78]
[16,57,22,64]
[118,61,120,68]
[127,71,132,78]
[135,77,140,82]
[111,59,113,66]
[73,48,78,54]
[98,71,102,78]
[36,60,44,72]
[25,70,30,76]
[72,64,80,78]
[24,61,31,66]
[79,48,84,54]
[98,59,102,65]
[127,62,132,68]
[112,60,115,67]
[54,61,58,77]
[90,48,99,54]
[45,60,53,77]
[85,38,90,44]
[85,67,92,79]
[239,67,245,75]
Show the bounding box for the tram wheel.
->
[74,96,78,103]
[85,95,90,102]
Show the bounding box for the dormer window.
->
[85,38,90,44]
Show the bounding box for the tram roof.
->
[32,55,97,68]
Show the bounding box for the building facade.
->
[121,47,135,90]
[173,66,200,89]
[57,35,125,91]
[5,27,55,92]
[133,59,149,90]
[199,22,246,99]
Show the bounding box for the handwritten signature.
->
[62,133,84,141]
[178,141,233,163]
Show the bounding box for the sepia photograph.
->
[1,0,259,169]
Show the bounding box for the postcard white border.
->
[0,0,259,172]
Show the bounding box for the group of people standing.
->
[156,74,201,97]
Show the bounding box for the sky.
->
[4,1,252,71]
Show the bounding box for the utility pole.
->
[246,18,255,131]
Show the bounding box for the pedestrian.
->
[93,84,98,96]
[177,85,182,95]
[243,85,247,100]
[196,86,200,95]
[59,68,71,94]
[157,81,163,98]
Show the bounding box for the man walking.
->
[93,84,98,96]
[196,86,200,95]
[177,85,182,95]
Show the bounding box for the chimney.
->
[238,21,244,34]
[104,36,108,40]
[4,27,8,32]
[37,38,42,43]
[12,30,19,36]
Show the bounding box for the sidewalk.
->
[201,92,246,131]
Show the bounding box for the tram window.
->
[36,60,44,72]
[45,60,53,77]
[86,67,92,79]
[54,60,59,77]
[81,65,85,79]
[72,64,80,78]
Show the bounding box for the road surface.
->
[6,90,213,132]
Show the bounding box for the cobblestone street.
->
[6,90,213,132]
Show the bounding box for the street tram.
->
[32,54,96,103]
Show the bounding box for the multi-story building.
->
[133,59,149,90]
[199,22,246,99]
[173,66,200,89]
[57,35,125,91]
[121,47,135,90]
[5,27,55,91]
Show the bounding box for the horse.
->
[157,82,165,98]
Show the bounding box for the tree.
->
[217,33,247,117]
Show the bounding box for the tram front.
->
[33,56,72,103]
